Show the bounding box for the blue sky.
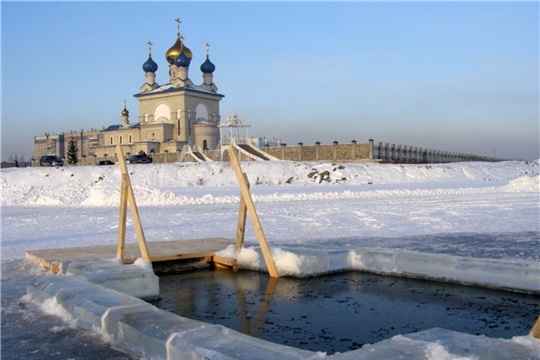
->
[2,2,538,161]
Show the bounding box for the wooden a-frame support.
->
[229,147,279,278]
[115,144,152,264]
[531,315,540,339]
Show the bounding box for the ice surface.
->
[168,324,322,360]
[26,275,148,330]
[218,246,539,293]
[333,328,540,360]
[66,259,159,299]
[348,248,540,293]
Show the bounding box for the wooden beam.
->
[117,173,129,261]
[531,315,540,339]
[235,172,249,253]
[228,148,278,277]
[212,255,237,268]
[115,144,152,264]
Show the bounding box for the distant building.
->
[34,130,102,161]
[64,130,103,159]
[34,134,65,160]
[34,19,224,159]
[34,19,290,162]
[92,19,224,157]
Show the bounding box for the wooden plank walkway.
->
[25,238,235,272]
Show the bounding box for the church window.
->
[119,136,123,144]
[195,103,208,123]
[154,103,171,123]
[128,134,132,143]
[109,136,114,145]
[203,140,208,150]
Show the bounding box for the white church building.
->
[93,19,224,157]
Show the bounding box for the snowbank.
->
[2,160,538,207]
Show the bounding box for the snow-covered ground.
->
[1,159,539,359]
[2,160,539,261]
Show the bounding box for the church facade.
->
[92,19,224,157]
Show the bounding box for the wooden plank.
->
[25,238,234,270]
[531,315,540,339]
[212,255,237,268]
[115,144,151,263]
[25,252,61,273]
[235,172,249,252]
[117,173,129,260]
[228,148,278,278]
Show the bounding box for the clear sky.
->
[2,2,538,161]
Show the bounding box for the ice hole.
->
[148,269,539,355]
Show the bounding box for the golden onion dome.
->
[166,36,192,65]
[121,104,129,116]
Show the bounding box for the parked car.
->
[127,154,152,164]
[39,155,64,167]
[98,160,115,165]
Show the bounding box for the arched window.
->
[195,103,208,122]
[119,136,123,144]
[203,139,208,150]
[109,136,114,145]
[128,134,132,143]
[154,103,171,122]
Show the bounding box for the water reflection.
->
[151,269,539,354]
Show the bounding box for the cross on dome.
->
[147,40,153,56]
[175,18,182,37]
[205,42,210,57]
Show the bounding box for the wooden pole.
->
[228,147,278,277]
[531,315,540,339]
[235,172,249,253]
[116,173,129,260]
[115,144,152,264]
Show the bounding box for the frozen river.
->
[1,160,539,358]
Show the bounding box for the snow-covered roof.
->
[134,83,224,98]
[103,123,140,131]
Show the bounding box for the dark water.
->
[150,269,540,354]
[1,260,136,360]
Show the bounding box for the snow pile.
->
[217,245,330,276]
[1,160,538,207]
[502,175,539,192]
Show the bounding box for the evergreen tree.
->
[67,139,78,165]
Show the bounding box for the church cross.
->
[205,42,210,57]
[147,40,153,56]
[175,18,182,36]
